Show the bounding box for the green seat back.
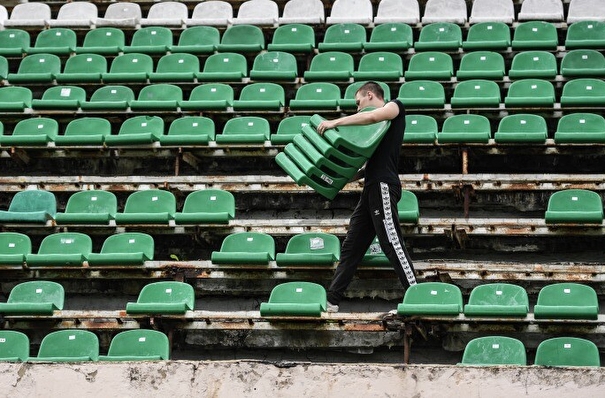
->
[438,114,492,144]
[211,232,275,264]
[534,282,599,319]
[160,116,216,145]
[318,23,366,52]
[0,331,29,361]
[494,113,548,143]
[55,117,112,146]
[217,116,271,143]
[460,336,526,366]
[276,232,340,266]
[561,78,605,106]
[289,82,341,110]
[403,114,438,143]
[100,330,169,361]
[397,282,463,315]
[126,281,194,314]
[116,190,176,224]
[512,21,558,50]
[361,236,390,266]
[32,85,86,110]
[55,190,117,224]
[535,337,600,367]
[260,281,327,316]
[545,189,604,225]
[8,53,61,83]
[339,81,390,110]
[0,86,32,111]
[171,26,219,54]
[267,23,315,53]
[303,51,354,82]
[250,51,298,81]
[456,51,505,80]
[0,56,7,80]
[34,330,99,362]
[565,20,605,49]
[0,232,31,265]
[26,232,92,266]
[198,52,248,81]
[271,115,312,144]
[353,51,403,81]
[129,84,182,110]
[463,283,529,317]
[561,49,605,77]
[509,51,558,79]
[554,112,605,143]
[364,23,413,52]
[124,26,172,54]
[0,29,30,56]
[87,232,154,265]
[149,53,200,82]
[217,24,265,52]
[174,189,235,224]
[233,82,285,111]
[462,22,511,50]
[404,51,453,81]
[450,79,501,108]
[398,190,420,223]
[0,280,64,315]
[103,53,153,82]
[105,115,164,145]
[415,22,462,51]
[1,117,59,146]
[180,83,234,110]
[504,78,555,107]
[0,190,56,223]
[80,85,135,110]
[29,28,76,54]
[77,27,125,55]
[56,53,107,83]
[398,80,445,109]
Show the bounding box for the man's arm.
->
[316,101,400,135]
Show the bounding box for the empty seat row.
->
[0,189,235,225]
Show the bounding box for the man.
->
[316,81,417,312]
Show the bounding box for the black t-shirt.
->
[363,99,405,188]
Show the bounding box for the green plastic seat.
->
[170,26,219,54]
[260,282,327,317]
[450,79,501,108]
[415,22,462,51]
[233,83,285,111]
[462,22,511,51]
[79,85,135,111]
[126,281,194,315]
[397,282,463,316]
[360,236,390,266]
[31,86,86,110]
[0,331,29,362]
[404,51,453,81]
[456,51,505,80]
[98,330,169,361]
[398,81,445,109]
[149,53,200,83]
[512,21,558,50]
[0,232,31,265]
[174,189,235,224]
[271,115,312,144]
[504,79,555,108]
[364,23,413,52]
[0,56,7,81]
[27,28,76,55]
[25,232,91,266]
[55,53,107,83]
[104,116,164,146]
[87,232,154,266]
[114,189,176,225]
[8,53,61,84]
[560,49,605,78]
[54,190,117,225]
[318,23,366,52]
[215,116,270,144]
[0,190,56,223]
[217,24,265,53]
[459,336,527,366]
[534,337,600,367]
[338,81,390,110]
[545,189,603,224]
[534,282,599,319]
[398,190,420,223]
[54,117,111,146]
[275,152,341,200]
[129,84,182,111]
[560,78,605,106]
[508,51,558,79]
[102,53,153,83]
[267,23,315,53]
[250,51,298,81]
[30,330,98,362]
[197,52,248,82]
[179,83,233,111]
[303,51,354,82]
[494,113,548,143]
[463,283,529,317]
[353,52,403,81]
[289,82,341,111]
[211,232,275,265]
[0,281,63,315]
[76,27,125,55]
[554,113,605,143]
[0,86,32,111]
[0,118,59,146]
[123,26,172,55]
[0,29,30,56]
[275,232,340,266]
[438,114,492,144]
[403,114,438,143]
[160,116,216,146]
[565,20,605,49]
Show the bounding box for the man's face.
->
[355,91,372,111]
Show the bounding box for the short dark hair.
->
[355,81,384,100]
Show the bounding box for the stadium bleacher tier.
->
[1,0,605,366]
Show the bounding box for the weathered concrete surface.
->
[1,361,605,398]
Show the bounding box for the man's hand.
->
[316,120,339,136]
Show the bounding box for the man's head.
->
[354,81,385,111]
